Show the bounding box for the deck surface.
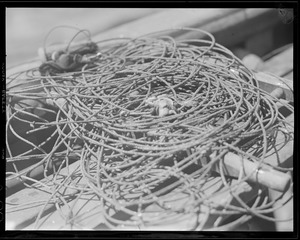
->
[5,8,294,231]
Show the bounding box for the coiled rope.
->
[6,27,293,230]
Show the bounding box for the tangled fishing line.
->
[6,27,294,230]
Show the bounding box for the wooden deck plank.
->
[40,9,277,58]
[7,9,164,68]
[263,113,294,168]
[261,46,293,78]
[23,176,258,230]
[6,69,294,229]
[283,71,293,81]
[6,8,293,229]
[177,8,280,50]
[6,9,241,77]
[6,159,83,229]
[6,9,281,79]
[24,194,105,230]
[254,72,293,102]
[6,187,57,230]
[8,112,293,230]
[91,8,240,40]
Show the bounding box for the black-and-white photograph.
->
[4,7,294,233]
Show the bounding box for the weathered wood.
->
[263,114,294,168]
[6,152,81,196]
[6,158,83,229]
[283,71,293,81]
[6,69,293,228]
[5,8,293,229]
[269,185,293,231]
[6,8,283,79]
[214,152,291,192]
[178,8,280,49]
[7,107,293,230]
[89,9,241,41]
[39,9,278,57]
[7,9,164,68]
[261,46,293,78]
[254,72,293,102]
[26,8,240,58]
[5,187,57,230]
[245,28,274,57]
[22,176,258,230]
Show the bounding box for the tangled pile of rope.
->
[6,27,293,230]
